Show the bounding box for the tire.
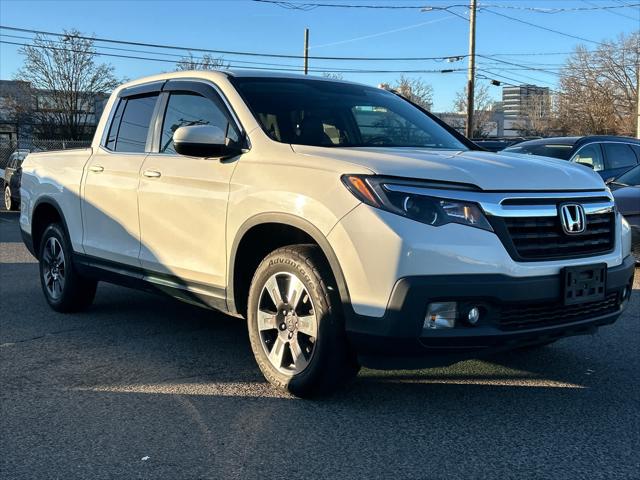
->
[4,185,14,211]
[247,244,360,397]
[38,223,97,313]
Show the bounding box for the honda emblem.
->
[560,204,586,235]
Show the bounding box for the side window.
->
[105,99,126,150]
[573,144,604,172]
[160,92,238,154]
[603,143,638,170]
[112,94,158,153]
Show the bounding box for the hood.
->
[291,145,606,191]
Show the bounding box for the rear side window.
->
[603,143,638,169]
[504,143,573,160]
[106,94,158,153]
[105,99,126,150]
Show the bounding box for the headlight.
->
[342,174,493,232]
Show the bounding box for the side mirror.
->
[173,124,243,158]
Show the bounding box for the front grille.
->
[499,292,619,330]
[503,212,615,260]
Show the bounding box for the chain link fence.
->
[0,139,92,170]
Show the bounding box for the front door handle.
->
[89,165,104,173]
[143,170,162,178]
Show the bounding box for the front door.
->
[82,93,159,266]
[137,85,241,291]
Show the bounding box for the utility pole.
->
[636,63,639,139]
[465,0,477,139]
[304,28,309,75]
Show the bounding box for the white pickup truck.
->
[19,71,635,396]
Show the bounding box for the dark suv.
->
[502,136,640,181]
[1,149,28,210]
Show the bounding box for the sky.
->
[0,0,638,111]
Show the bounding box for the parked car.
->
[502,136,640,180]
[1,149,28,210]
[472,138,524,152]
[609,165,640,262]
[18,71,635,397]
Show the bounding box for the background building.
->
[502,84,551,137]
[0,80,108,145]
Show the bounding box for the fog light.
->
[467,306,481,325]
[424,302,457,329]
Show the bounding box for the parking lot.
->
[1,210,639,479]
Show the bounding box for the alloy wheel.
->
[4,186,11,211]
[257,272,318,375]
[42,237,66,299]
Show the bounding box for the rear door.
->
[137,80,242,293]
[601,142,638,180]
[82,84,162,266]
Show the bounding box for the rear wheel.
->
[247,245,359,397]
[39,223,97,312]
[4,185,14,211]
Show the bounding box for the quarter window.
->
[108,94,159,153]
[160,92,238,154]
[603,143,638,169]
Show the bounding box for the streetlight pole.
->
[465,0,477,139]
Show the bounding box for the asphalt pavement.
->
[1,210,639,479]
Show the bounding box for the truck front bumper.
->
[346,255,636,369]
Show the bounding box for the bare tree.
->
[16,30,119,140]
[388,75,434,111]
[556,32,639,136]
[513,92,554,136]
[176,53,228,71]
[453,83,495,138]
[321,72,344,80]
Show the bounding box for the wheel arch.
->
[31,197,70,259]
[228,213,351,318]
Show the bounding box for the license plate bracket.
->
[563,263,607,306]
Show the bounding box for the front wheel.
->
[247,245,359,397]
[39,223,97,312]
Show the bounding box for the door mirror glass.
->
[173,125,241,158]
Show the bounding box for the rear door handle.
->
[89,165,104,173]
[143,170,162,178]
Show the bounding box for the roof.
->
[513,135,640,148]
[115,69,367,93]
[514,137,581,147]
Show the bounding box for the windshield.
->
[614,165,640,186]
[232,77,466,150]
[503,143,574,160]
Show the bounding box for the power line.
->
[0,39,471,74]
[477,54,562,77]
[581,0,640,20]
[3,25,629,66]
[254,0,640,13]
[482,9,604,45]
[0,25,467,62]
